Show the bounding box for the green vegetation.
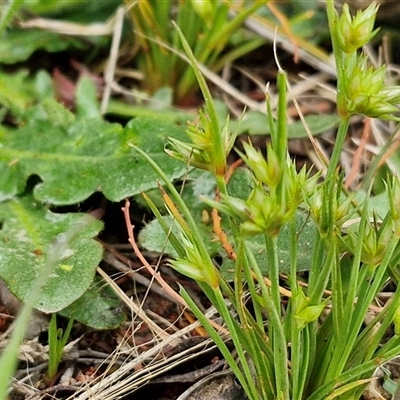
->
[1,1,400,399]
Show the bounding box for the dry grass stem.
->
[71,307,222,400]
[102,249,179,304]
[122,199,188,308]
[240,10,336,76]
[101,6,125,115]
[18,18,114,36]
[97,266,170,340]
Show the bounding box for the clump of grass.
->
[134,2,400,399]
[124,0,265,104]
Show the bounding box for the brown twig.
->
[122,199,188,308]
[25,385,78,400]
[378,132,400,169]
[101,249,180,304]
[345,117,370,189]
[211,159,243,261]
[225,158,243,183]
[183,309,208,336]
[123,197,232,335]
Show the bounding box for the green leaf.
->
[230,112,340,138]
[139,215,178,256]
[353,190,389,219]
[0,111,189,204]
[139,214,221,258]
[23,0,121,24]
[0,30,86,64]
[59,276,125,330]
[105,99,194,124]
[34,70,55,100]
[42,98,75,128]
[263,211,318,273]
[138,170,220,257]
[0,69,32,112]
[220,211,317,278]
[181,170,219,216]
[226,167,253,199]
[0,195,103,313]
[0,69,55,119]
[149,87,174,109]
[75,77,101,120]
[294,303,327,330]
[287,114,340,139]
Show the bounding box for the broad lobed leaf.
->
[0,194,103,313]
[59,276,125,330]
[0,105,189,205]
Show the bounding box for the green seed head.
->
[337,3,379,54]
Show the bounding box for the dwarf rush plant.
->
[2,1,400,399]
[46,313,74,381]
[133,2,400,399]
[124,0,266,104]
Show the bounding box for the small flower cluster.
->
[205,142,314,237]
[293,288,327,330]
[305,179,356,237]
[336,179,400,267]
[166,109,235,176]
[341,217,392,267]
[343,57,400,120]
[335,3,400,120]
[169,232,218,287]
[337,3,379,54]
